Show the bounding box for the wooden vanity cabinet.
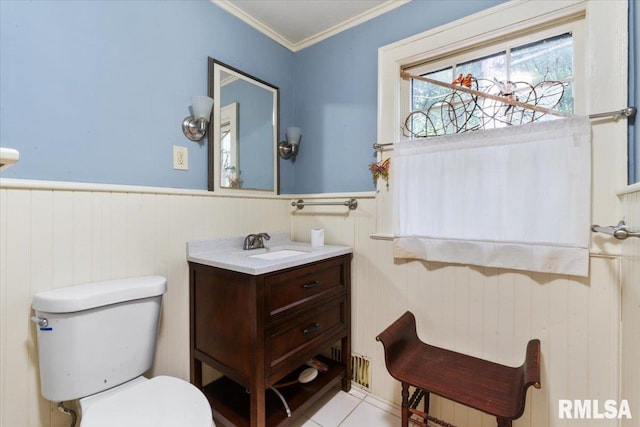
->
[189,253,352,427]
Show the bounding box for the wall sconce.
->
[182,96,214,142]
[278,127,302,160]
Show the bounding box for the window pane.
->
[511,33,573,84]
[511,33,573,115]
[409,67,452,137]
[412,67,452,111]
[405,32,574,137]
[457,52,507,130]
[457,51,507,83]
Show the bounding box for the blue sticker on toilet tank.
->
[40,327,52,331]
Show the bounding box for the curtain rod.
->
[373,107,637,150]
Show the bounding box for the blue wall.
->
[290,0,505,193]
[0,0,294,190]
[8,0,575,193]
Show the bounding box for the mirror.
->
[208,58,279,193]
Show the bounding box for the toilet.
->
[31,275,214,427]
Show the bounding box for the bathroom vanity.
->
[187,235,352,427]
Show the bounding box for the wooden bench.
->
[376,312,541,427]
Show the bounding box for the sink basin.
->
[249,249,308,260]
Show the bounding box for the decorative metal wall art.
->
[401,72,568,139]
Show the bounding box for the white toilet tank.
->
[32,276,167,402]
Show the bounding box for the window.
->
[374,1,633,236]
[403,30,576,138]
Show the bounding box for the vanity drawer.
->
[265,257,346,322]
[266,296,347,377]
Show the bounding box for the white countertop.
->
[186,233,352,275]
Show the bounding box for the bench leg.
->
[497,417,512,427]
[423,391,430,424]
[401,382,410,427]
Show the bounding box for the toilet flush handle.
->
[30,316,49,328]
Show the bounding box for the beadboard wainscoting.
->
[620,186,640,427]
[1,183,630,427]
[0,180,290,427]
[291,196,622,427]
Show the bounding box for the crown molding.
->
[211,0,410,52]
[292,0,410,51]
[212,0,296,50]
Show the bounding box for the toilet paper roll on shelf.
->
[311,229,324,247]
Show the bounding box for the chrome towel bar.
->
[292,198,358,210]
[591,220,640,240]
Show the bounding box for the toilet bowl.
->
[32,276,214,427]
[78,376,213,427]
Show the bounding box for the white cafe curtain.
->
[393,117,591,277]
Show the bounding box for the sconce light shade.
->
[285,127,302,146]
[278,127,302,160]
[192,96,214,120]
[182,96,214,142]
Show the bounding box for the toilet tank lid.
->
[32,276,167,313]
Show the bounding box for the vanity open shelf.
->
[188,240,352,427]
[203,356,345,427]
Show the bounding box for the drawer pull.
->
[303,323,321,335]
[302,280,321,289]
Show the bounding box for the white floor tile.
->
[363,395,401,418]
[289,415,322,427]
[347,386,367,400]
[338,400,400,427]
[305,389,362,427]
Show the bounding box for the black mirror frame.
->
[207,57,280,193]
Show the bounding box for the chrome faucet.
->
[243,232,271,250]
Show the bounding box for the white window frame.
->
[401,24,582,132]
[375,0,628,239]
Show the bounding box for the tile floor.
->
[289,387,401,427]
